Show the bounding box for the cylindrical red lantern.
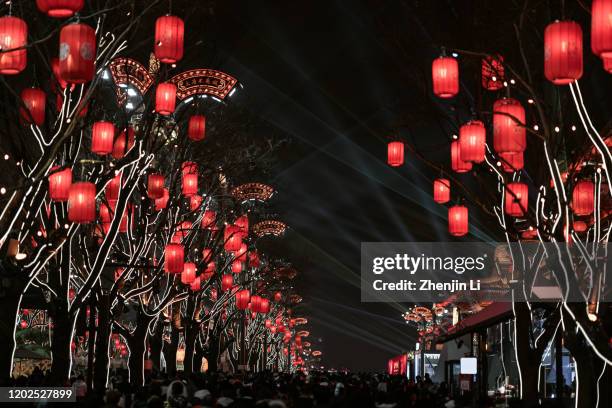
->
[221,274,233,292]
[190,194,202,211]
[188,115,206,141]
[573,220,588,232]
[154,15,184,64]
[147,173,164,199]
[432,56,459,98]
[572,180,595,215]
[250,295,262,313]
[182,173,198,197]
[459,120,486,163]
[181,262,196,284]
[190,276,201,292]
[448,205,468,237]
[59,23,96,83]
[111,128,135,159]
[181,161,198,177]
[155,82,176,116]
[604,55,612,73]
[433,178,450,204]
[499,151,524,173]
[592,0,612,58]
[224,225,242,252]
[91,121,115,155]
[482,55,504,91]
[248,251,260,268]
[260,298,270,314]
[155,188,169,211]
[68,182,96,223]
[20,88,46,126]
[231,259,242,274]
[544,21,583,85]
[387,141,404,167]
[505,182,528,217]
[0,16,27,75]
[235,215,249,238]
[236,289,250,310]
[234,243,248,263]
[451,140,472,173]
[49,166,72,202]
[493,98,526,153]
[36,0,84,18]
[164,243,184,274]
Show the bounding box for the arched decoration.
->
[252,220,287,237]
[108,58,155,105]
[167,69,238,101]
[273,267,298,280]
[230,182,275,202]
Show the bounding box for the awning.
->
[439,302,513,342]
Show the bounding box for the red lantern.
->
[202,210,216,229]
[154,15,184,64]
[499,151,524,173]
[433,178,450,204]
[181,161,198,176]
[432,56,459,98]
[182,173,198,197]
[505,182,528,217]
[147,173,164,199]
[604,55,612,73]
[493,98,526,153]
[231,259,243,274]
[49,166,72,202]
[459,120,486,163]
[482,55,504,90]
[592,0,612,58]
[573,220,588,232]
[0,16,27,75]
[20,88,46,126]
[224,225,242,252]
[387,141,404,167]
[155,82,176,116]
[235,215,249,238]
[164,244,184,274]
[572,180,594,215]
[188,115,206,141]
[112,128,135,159]
[91,121,115,155]
[250,295,262,313]
[234,243,248,263]
[181,262,196,284]
[221,274,233,292]
[155,188,169,211]
[190,276,201,291]
[19,320,27,329]
[99,201,113,223]
[68,182,96,223]
[190,194,202,211]
[265,319,272,328]
[59,23,96,83]
[236,289,250,310]
[448,205,468,237]
[274,291,282,302]
[248,251,261,268]
[36,0,84,18]
[451,140,472,173]
[544,21,583,85]
[260,298,270,314]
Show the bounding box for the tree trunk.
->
[183,324,197,375]
[163,325,179,377]
[126,313,152,387]
[149,325,162,373]
[0,292,21,378]
[206,333,219,372]
[93,295,111,391]
[50,310,76,385]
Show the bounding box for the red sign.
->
[167,69,238,101]
[387,354,408,375]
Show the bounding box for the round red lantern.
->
[181,262,196,284]
[544,21,583,85]
[387,141,404,167]
[59,23,96,83]
[224,225,242,252]
[482,55,504,91]
[155,82,176,116]
[91,121,115,155]
[68,182,96,223]
[493,98,526,153]
[433,178,450,204]
[499,151,524,173]
[231,259,242,274]
[182,173,198,197]
[221,274,233,292]
[432,56,459,98]
[202,210,216,229]
[505,182,528,217]
[147,173,164,199]
[0,16,27,75]
[572,180,594,215]
[36,0,84,18]
[459,120,486,163]
[188,115,206,141]
[592,0,612,58]
[164,243,184,274]
[448,205,468,237]
[236,289,250,310]
[451,140,472,173]
[154,15,184,64]
[20,88,46,126]
[155,188,169,211]
[49,166,72,202]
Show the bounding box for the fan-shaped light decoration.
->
[155,188,169,211]
[49,166,72,202]
[505,182,528,217]
[493,98,526,153]
[387,141,404,167]
[459,120,486,163]
[0,16,27,75]
[544,20,583,85]
[236,289,250,310]
[451,140,472,173]
[221,274,233,292]
[433,178,450,204]
[91,121,115,155]
[499,151,524,173]
[20,88,46,126]
[202,210,216,229]
[164,244,184,274]
[181,262,196,284]
[147,173,164,199]
[155,82,176,115]
[68,182,96,223]
[482,55,504,90]
[572,180,594,215]
[230,183,275,202]
[36,0,84,18]
[59,23,96,83]
[224,225,243,252]
[154,15,184,64]
[188,115,206,141]
[592,0,612,58]
[432,56,458,98]
[448,205,468,237]
[182,173,198,197]
[252,220,287,237]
